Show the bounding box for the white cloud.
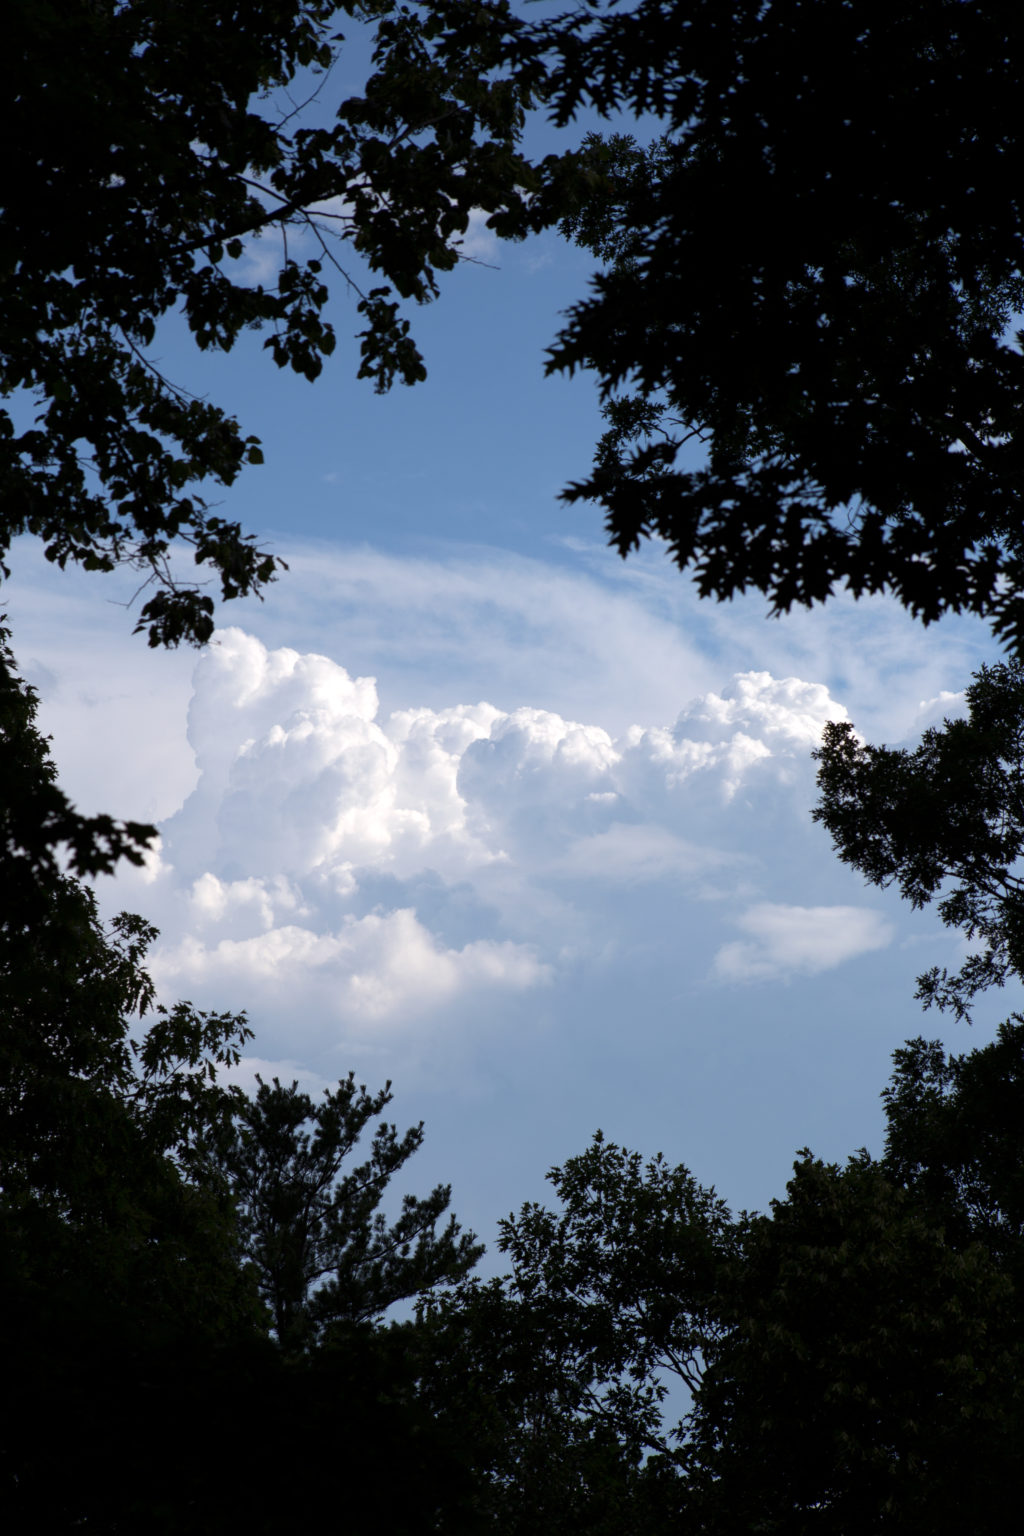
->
[5,538,988,1088]
[909,688,968,735]
[9,535,986,801]
[229,542,728,739]
[712,903,894,982]
[234,226,287,287]
[621,672,846,805]
[165,629,501,884]
[152,906,548,1028]
[217,1056,332,1097]
[187,871,306,935]
[456,208,501,264]
[116,630,860,1045]
[677,672,845,751]
[550,824,743,887]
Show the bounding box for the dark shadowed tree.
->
[425,1081,1024,1530]
[220,1072,482,1352]
[418,1132,738,1534]
[0,629,256,1348]
[0,632,481,1530]
[883,1019,1024,1284]
[813,659,1024,1020]
[544,1,1024,646]
[0,671,264,1522]
[0,916,480,1531]
[1,0,569,651]
[689,1152,1021,1534]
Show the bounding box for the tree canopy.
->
[7,0,1024,673]
[9,5,1024,1527]
[424,1046,1024,1533]
[545,0,1024,646]
[0,643,482,1527]
[884,1022,1024,1285]
[0,0,568,651]
[813,659,1024,1020]
[220,1071,482,1352]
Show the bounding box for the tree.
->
[1,946,479,1533]
[0,628,256,1342]
[425,1045,1024,1530]
[0,616,257,1519]
[544,1,1024,647]
[812,659,1024,1020]
[687,1150,1022,1535]
[684,1023,1024,1531]
[0,1,569,651]
[883,1020,1024,1284]
[418,1132,739,1534]
[0,856,266,1523]
[220,1071,482,1352]
[0,633,481,1530]
[0,621,257,1358]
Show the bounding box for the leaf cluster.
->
[220,1071,482,1352]
[545,1,1024,644]
[884,1022,1024,1280]
[812,660,1024,1020]
[427,1098,1024,1532]
[0,1,571,646]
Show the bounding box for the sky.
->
[6,61,1011,1264]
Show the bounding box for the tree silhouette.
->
[221,1072,482,1352]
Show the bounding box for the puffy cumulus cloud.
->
[679,672,849,750]
[623,672,845,801]
[459,707,622,857]
[129,632,860,1050]
[163,629,496,884]
[187,872,307,937]
[712,903,894,983]
[152,907,548,1029]
[455,673,849,869]
[600,675,848,860]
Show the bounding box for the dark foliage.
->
[0,633,256,1359]
[0,619,156,886]
[0,625,484,1527]
[689,1152,1021,1534]
[4,1324,476,1535]
[427,1112,1024,1532]
[0,1,566,649]
[545,1,1024,645]
[221,1072,482,1352]
[813,659,1024,1019]
[884,1021,1024,1284]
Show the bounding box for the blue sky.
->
[6,130,1008,1263]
